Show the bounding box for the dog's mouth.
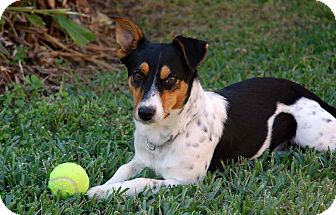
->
[133,115,156,125]
[163,113,170,119]
[133,103,169,125]
[133,109,175,126]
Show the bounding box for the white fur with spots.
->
[289,98,336,151]
[251,97,336,159]
[87,80,228,198]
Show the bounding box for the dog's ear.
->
[173,35,208,71]
[113,17,145,59]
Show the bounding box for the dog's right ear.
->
[173,35,208,72]
[113,17,145,59]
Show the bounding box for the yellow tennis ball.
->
[48,162,89,198]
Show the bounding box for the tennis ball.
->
[48,162,89,198]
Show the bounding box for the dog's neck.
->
[135,79,206,147]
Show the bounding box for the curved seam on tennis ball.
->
[49,177,79,193]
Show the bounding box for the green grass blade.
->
[25,14,46,28]
[7,7,86,16]
[55,15,96,46]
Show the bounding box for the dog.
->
[87,17,336,198]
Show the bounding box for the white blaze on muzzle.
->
[136,82,164,123]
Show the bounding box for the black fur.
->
[173,35,208,71]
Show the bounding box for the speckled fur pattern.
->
[286,98,336,150]
[87,80,228,198]
[252,97,336,159]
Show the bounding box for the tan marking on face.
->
[160,80,188,116]
[128,78,143,113]
[139,62,149,76]
[160,65,171,79]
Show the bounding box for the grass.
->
[1,0,336,214]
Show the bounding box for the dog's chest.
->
[134,92,228,183]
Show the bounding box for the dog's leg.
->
[87,159,144,198]
[289,98,336,151]
[87,178,180,199]
[103,159,144,185]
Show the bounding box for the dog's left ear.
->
[173,35,208,71]
[113,17,145,59]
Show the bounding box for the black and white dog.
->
[87,17,336,198]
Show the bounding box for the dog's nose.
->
[138,106,156,121]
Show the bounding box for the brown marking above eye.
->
[160,65,171,80]
[161,80,188,117]
[128,78,143,112]
[139,62,149,75]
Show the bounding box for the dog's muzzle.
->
[138,106,156,121]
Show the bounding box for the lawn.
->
[1,0,336,214]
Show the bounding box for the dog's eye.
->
[133,73,143,81]
[165,76,177,85]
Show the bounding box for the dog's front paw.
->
[86,185,110,199]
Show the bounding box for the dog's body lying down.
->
[87,18,336,198]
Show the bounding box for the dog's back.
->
[209,77,336,170]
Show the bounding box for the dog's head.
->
[114,17,208,124]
